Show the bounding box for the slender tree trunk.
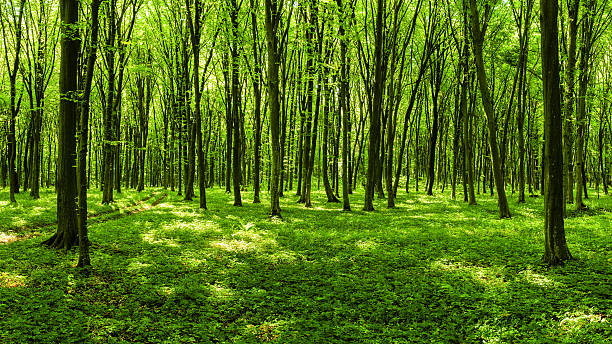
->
[467,0,511,218]
[102,0,116,204]
[229,0,242,206]
[574,0,594,211]
[363,0,385,211]
[338,0,351,211]
[265,0,282,217]
[563,0,580,205]
[76,0,101,268]
[2,0,26,203]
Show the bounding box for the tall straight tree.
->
[574,0,597,211]
[76,0,102,267]
[0,0,26,203]
[264,0,282,217]
[228,0,243,206]
[43,0,80,249]
[186,0,207,209]
[540,0,571,265]
[337,0,351,211]
[250,0,263,204]
[101,0,117,204]
[363,0,385,211]
[22,0,58,199]
[563,0,580,205]
[467,0,511,218]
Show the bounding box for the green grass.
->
[0,185,611,343]
[0,188,157,233]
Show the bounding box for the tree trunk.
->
[540,0,571,265]
[229,0,242,206]
[574,0,595,211]
[265,0,282,217]
[563,0,580,205]
[43,0,80,250]
[338,0,351,211]
[467,0,511,218]
[363,0,385,211]
[76,0,102,268]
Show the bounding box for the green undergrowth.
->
[0,186,610,343]
[0,188,157,232]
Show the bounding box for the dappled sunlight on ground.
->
[432,259,507,289]
[519,269,558,287]
[0,271,28,288]
[0,187,610,342]
[0,232,19,244]
[559,309,608,334]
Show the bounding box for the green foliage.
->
[1,188,610,342]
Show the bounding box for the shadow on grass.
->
[0,187,610,343]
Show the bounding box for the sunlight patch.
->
[127,261,152,272]
[519,269,556,287]
[245,320,288,342]
[180,251,207,267]
[432,259,506,288]
[141,230,180,247]
[211,239,257,252]
[0,272,27,288]
[559,309,607,332]
[355,240,378,251]
[158,286,175,296]
[208,283,234,300]
[0,232,20,244]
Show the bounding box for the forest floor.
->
[0,185,611,343]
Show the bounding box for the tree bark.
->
[363,0,385,211]
[265,0,282,217]
[540,0,571,265]
[43,0,80,250]
[467,0,511,218]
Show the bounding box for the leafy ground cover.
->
[0,187,610,343]
[0,189,157,232]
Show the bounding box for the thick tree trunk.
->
[540,0,571,265]
[43,0,80,250]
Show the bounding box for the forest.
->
[1,0,611,342]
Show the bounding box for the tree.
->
[264,0,282,217]
[43,0,80,250]
[1,0,26,203]
[186,0,209,209]
[562,0,580,206]
[21,0,58,199]
[363,0,385,211]
[228,0,243,207]
[540,0,571,265]
[337,0,351,211]
[467,0,511,218]
[76,0,103,267]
